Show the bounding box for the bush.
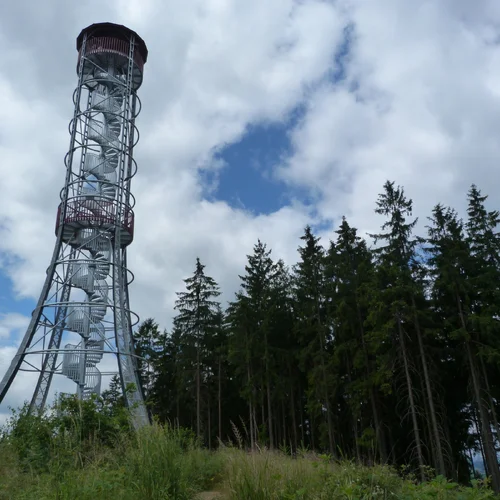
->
[5,404,55,473]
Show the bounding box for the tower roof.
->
[76,22,148,64]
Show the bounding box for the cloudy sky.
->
[2,0,500,422]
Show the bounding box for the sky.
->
[2,0,500,423]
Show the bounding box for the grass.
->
[221,449,495,499]
[0,423,222,500]
[1,438,495,500]
[0,400,495,499]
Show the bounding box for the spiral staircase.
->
[61,67,126,398]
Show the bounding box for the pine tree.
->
[368,180,445,478]
[148,327,182,424]
[173,257,221,441]
[101,374,125,411]
[133,318,162,403]
[426,204,476,481]
[294,226,336,455]
[327,216,388,463]
[227,240,279,449]
[465,186,500,491]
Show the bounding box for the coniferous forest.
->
[131,180,500,491]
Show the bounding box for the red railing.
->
[78,36,145,71]
[55,199,134,240]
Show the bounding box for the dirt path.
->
[196,492,225,500]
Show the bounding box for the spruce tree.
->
[368,181,445,478]
[426,204,476,481]
[294,226,336,455]
[173,257,221,441]
[465,186,500,491]
[128,180,500,490]
[148,327,183,424]
[327,217,388,463]
[227,240,279,449]
[133,318,162,403]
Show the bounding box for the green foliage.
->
[131,182,500,490]
[120,423,222,499]
[2,393,132,475]
[6,404,54,473]
[7,180,500,496]
[222,449,494,500]
[0,399,222,499]
[0,397,494,499]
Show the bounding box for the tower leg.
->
[30,283,71,412]
[0,243,62,405]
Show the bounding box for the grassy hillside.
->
[0,398,495,499]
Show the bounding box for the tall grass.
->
[221,448,495,500]
[0,401,222,500]
[123,423,222,499]
[0,400,495,499]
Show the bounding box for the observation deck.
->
[77,22,149,90]
[55,197,134,246]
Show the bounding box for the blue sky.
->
[207,122,293,214]
[0,275,32,317]
[0,119,302,350]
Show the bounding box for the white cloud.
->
[279,0,500,238]
[0,313,30,341]
[0,315,33,426]
[0,0,345,410]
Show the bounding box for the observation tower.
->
[0,23,149,428]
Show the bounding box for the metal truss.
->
[0,23,149,429]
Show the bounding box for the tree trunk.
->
[196,343,201,440]
[289,365,298,452]
[397,315,425,480]
[248,363,255,450]
[473,409,489,477]
[299,386,305,446]
[356,300,387,463]
[465,341,500,491]
[176,394,180,428]
[208,393,211,449]
[282,398,286,449]
[346,353,361,462]
[265,339,274,449]
[261,392,265,439]
[479,356,500,446]
[253,406,259,448]
[442,418,456,480]
[457,294,500,493]
[218,356,222,443]
[318,330,335,456]
[310,414,315,450]
[469,447,477,478]
[411,296,446,476]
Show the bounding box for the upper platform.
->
[77,22,148,64]
[76,23,148,88]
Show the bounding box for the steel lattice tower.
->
[0,23,149,428]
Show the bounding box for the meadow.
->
[0,396,495,499]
